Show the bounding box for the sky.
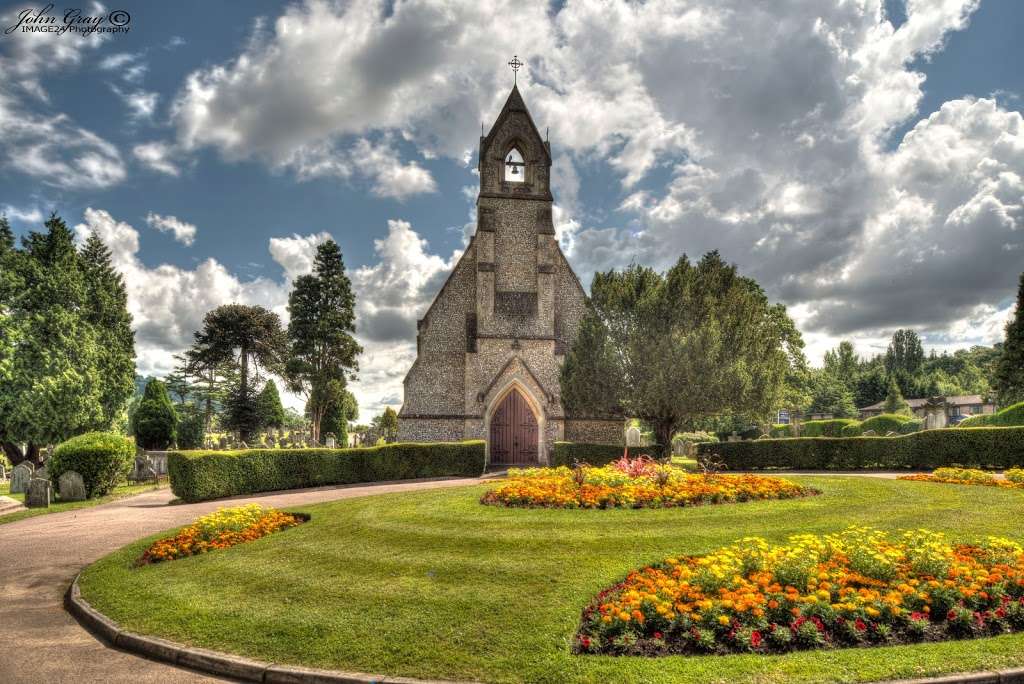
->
[1,0,1022,420]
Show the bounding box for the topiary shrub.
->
[696,427,1024,471]
[769,424,793,438]
[131,379,178,450]
[801,419,860,437]
[169,441,486,503]
[897,418,924,434]
[861,413,911,435]
[48,432,135,498]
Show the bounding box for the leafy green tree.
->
[256,379,286,431]
[882,376,912,416]
[854,362,888,408]
[175,404,206,449]
[823,341,860,394]
[994,272,1024,407]
[808,370,857,418]
[285,240,362,443]
[131,378,178,450]
[885,329,924,396]
[0,214,103,464]
[561,252,801,455]
[79,231,136,430]
[188,304,286,441]
[0,216,21,461]
[371,406,399,444]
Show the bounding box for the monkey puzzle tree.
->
[188,304,286,442]
[561,251,801,456]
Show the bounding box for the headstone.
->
[25,477,51,508]
[58,471,87,501]
[728,431,741,443]
[325,433,336,448]
[37,465,48,482]
[10,463,33,494]
[625,426,642,447]
[218,436,228,450]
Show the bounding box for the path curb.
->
[65,574,474,683]
[64,574,1024,684]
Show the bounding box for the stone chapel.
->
[397,83,623,465]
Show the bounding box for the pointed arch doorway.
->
[489,388,539,465]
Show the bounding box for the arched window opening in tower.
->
[504,148,525,183]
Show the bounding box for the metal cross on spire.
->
[508,54,523,84]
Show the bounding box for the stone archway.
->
[487,386,541,465]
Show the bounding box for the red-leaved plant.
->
[612,450,658,478]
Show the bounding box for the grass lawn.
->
[80,476,1024,683]
[0,480,165,526]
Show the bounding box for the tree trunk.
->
[2,441,24,466]
[653,419,675,460]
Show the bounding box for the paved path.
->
[0,477,484,684]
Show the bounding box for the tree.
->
[882,376,912,416]
[808,371,857,418]
[131,378,178,450]
[371,406,399,444]
[175,404,205,449]
[854,362,888,408]
[561,252,800,456]
[256,379,286,431]
[79,230,136,430]
[188,304,286,441]
[885,329,924,396]
[0,214,103,464]
[994,272,1024,407]
[285,240,362,444]
[320,386,358,446]
[823,341,860,394]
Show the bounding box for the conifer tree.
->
[882,376,912,416]
[285,240,362,443]
[0,214,103,463]
[994,272,1024,407]
[80,230,136,430]
[256,379,286,431]
[131,378,178,449]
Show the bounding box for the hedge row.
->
[800,419,861,438]
[958,401,1024,428]
[551,442,647,468]
[168,441,486,502]
[696,427,1024,471]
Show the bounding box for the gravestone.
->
[132,455,158,483]
[25,477,51,508]
[218,436,228,450]
[58,471,87,501]
[325,433,336,448]
[625,426,641,447]
[10,463,33,494]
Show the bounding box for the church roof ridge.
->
[482,83,551,164]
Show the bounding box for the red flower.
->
[751,630,762,647]
[653,631,663,639]
[854,618,867,632]
[947,609,957,621]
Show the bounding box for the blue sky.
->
[2,0,1022,418]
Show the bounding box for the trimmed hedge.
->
[860,413,911,435]
[769,423,793,438]
[49,432,135,498]
[551,442,641,468]
[800,419,861,438]
[840,423,863,437]
[168,441,486,503]
[958,401,1024,428]
[696,427,1024,471]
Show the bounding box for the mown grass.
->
[0,480,164,525]
[80,476,1024,683]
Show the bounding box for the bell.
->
[511,165,519,175]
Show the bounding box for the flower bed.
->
[481,457,814,509]
[138,504,306,565]
[899,467,1024,489]
[575,527,1024,656]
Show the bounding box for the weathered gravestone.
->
[58,471,87,501]
[10,463,33,494]
[25,477,51,508]
[132,455,158,483]
[625,426,642,447]
[325,433,336,448]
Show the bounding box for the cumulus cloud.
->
[288,137,437,199]
[268,231,333,280]
[145,212,197,246]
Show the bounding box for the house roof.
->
[858,394,990,411]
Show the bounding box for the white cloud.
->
[111,85,159,120]
[288,137,437,199]
[145,212,197,246]
[268,232,333,280]
[2,204,43,224]
[133,141,181,176]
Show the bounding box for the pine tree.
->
[285,240,362,443]
[882,376,912,416]
[318,384,357,447]
[0,214,102,463]
[256,379,286,431]
[80,230,136,431]
[994,272,1024,407]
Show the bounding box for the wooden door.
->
[489,389,539,465]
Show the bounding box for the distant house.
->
[857,394,996,427]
